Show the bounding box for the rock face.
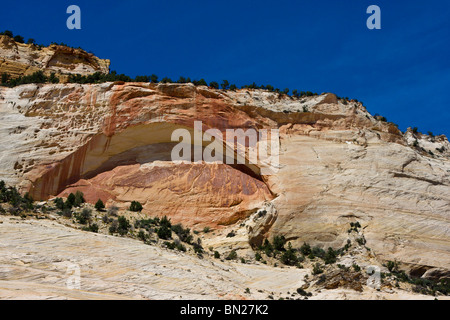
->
[0,80,449,275]
[0,35,110,79]
[4,215,439,300]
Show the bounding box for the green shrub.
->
[134,75,149,82]
[95,199,105,211]
[0,181,33,211]
[280,242,298,266]
[226,250,238,260]
[255,252,262,261]
[138,230,148,242]
[48,73,59,84]
[312,263,323,275]
[209,81,219,89]
[296,288,312,297]
[193,239,204,255]
[175,240,186,252]
[62,207,72,218]
[66,193,76,207]
[107,205,119,216]
[1,73,9,85]
[150,74,158,83]
[160,77,172,83]
[13,35,24,43]
[117,216,131,236]
[272,235,286,251]
[83,223,98,233]
[221,80,229,90]
[300,242,312,256]
[129,201,142,212]
[74,191,85,207]
[160,215,171,228]
[262,239,274,257]
[109,220,118,234]
[226,231,236,238]
[193,78,207,86]
[311,246,325,259]
[1,30,13,37]
[387,260,398,272]
[157,225,172,240]
[324,247,337,264]
[135,218,156,230]
[164,241,176,250]
[76,208,92,225]
[171,223,193,244]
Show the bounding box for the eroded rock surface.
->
[0,81,449,275]
[0,35,110,79]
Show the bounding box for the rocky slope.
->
[0,35,110,79]
[0,215,442,300]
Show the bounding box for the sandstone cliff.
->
[0,80,449,277]
[0,35,110,79]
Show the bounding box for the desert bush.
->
[171,223,193,244]
[280,243,298,266]
[107,205,119,216]
[76,208,92,224]
[226,250,238,260]
[296,288,312,297]
[117,216,130,236]
[300,242,312,256]
[157,225,172,240]
[129,201,142,212]
[273,235,286,251]
[324,247,338,264]
[83,223,98,233]
[312,263,324,275]
[95,199,105,211]
[226,231,236,238]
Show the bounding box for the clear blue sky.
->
[1,0,449,136]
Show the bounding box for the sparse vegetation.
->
[157,216,172,240]
[0,71,59,87]
[0,180,34,212]
[312,263,324,275]
[226,250,238,261]
[75,208,92,225]
[296,287,312,297]
[226,230,236,238]
[129,201,143,212]
[95,199,105,211]
[171,223,193,244]
[203,226,211,233]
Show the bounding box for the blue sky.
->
[1,0,449,136]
